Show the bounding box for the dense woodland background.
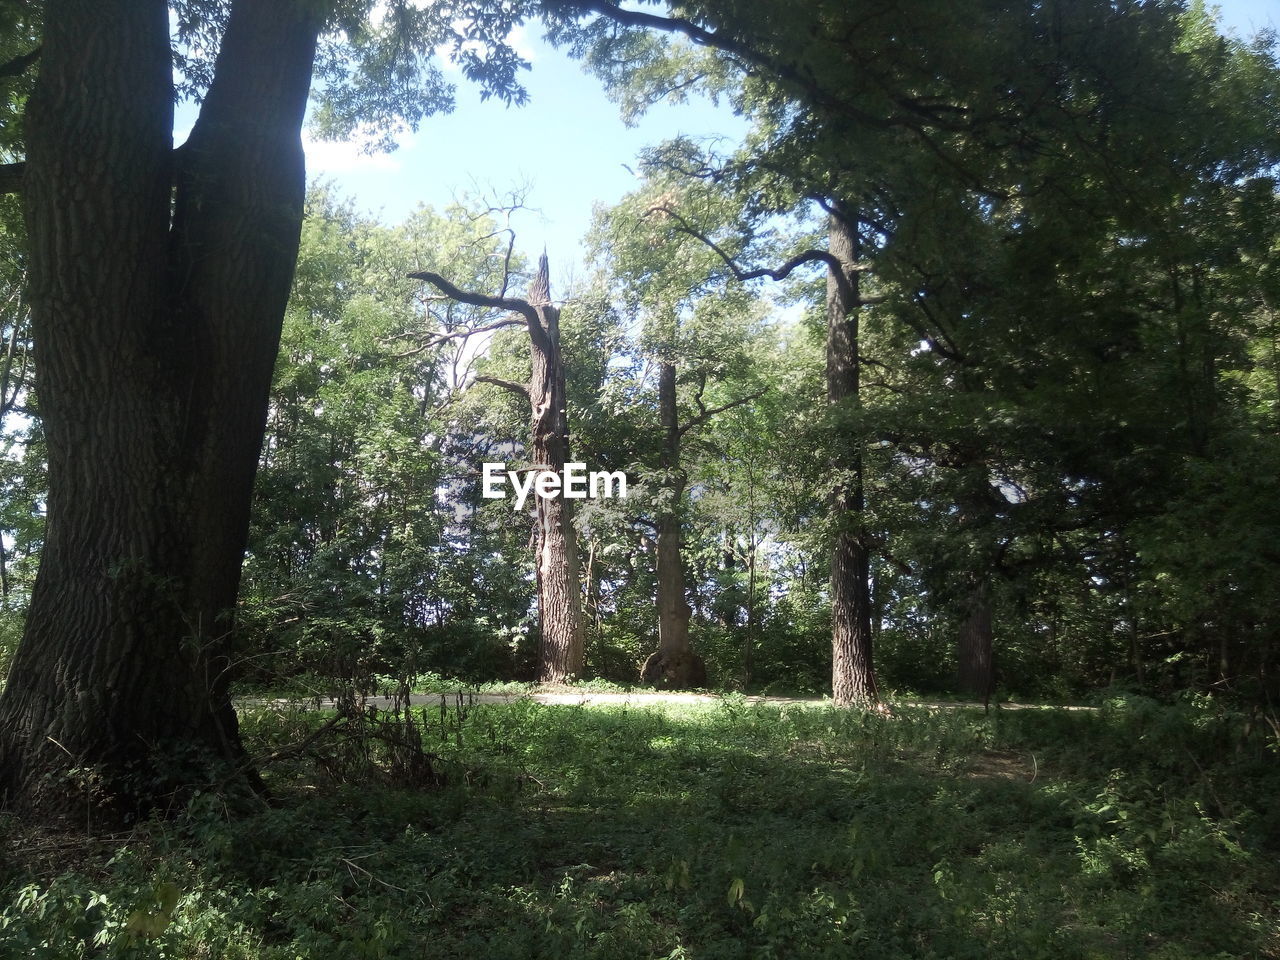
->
[0,0,1278,956]
[3,1,1277,706]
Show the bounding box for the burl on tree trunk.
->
[0,0,322,820]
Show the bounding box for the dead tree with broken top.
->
[410,254,586,682]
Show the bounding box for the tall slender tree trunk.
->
[745,536,757,686]
[826,212,879,708]
[527,258,586,682]
[0,0,320,819]
[584,536,603,645]
[743,458,759,686]
[957,580,995,707]
[952,473,999,705]
[641,361,706,689]
[1124,574,1146,687]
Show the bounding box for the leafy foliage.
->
[237,189,539,690]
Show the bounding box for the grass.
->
[1,693,1277,959]
[229,672,643,703]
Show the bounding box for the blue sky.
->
[1221,0,1279,35]
[301,26,745,293]
[300,1,1278,292]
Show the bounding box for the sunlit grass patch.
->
[2,694,1276,958]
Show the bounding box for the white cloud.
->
[435,21,536,73]
[302,132,415,174]
[504,23,537,63]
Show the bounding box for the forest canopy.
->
[0,0,1275,785]
[0,0,1278,955]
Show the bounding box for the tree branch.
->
[249,712,344,772]
[651,203,853,280]
[392,315,525,358]
[861,532,913,575]
[409,271,540,327]
[0,46,40,80]
[679,386,768,437]
[409,264,553,354]
[650,204,883,308]
[568,2,1012,200]
[566,0,896,132]
[908,295,973,366]
[475,374,531,399]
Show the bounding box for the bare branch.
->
[419,316,523,346]
[251,712,344,771]
[475,374,531,399]
[409,271,540,327]
[499,227,518,300]
[391,316,525,359]
[650,203,838,279]
[649,204,884,305]
[649,204,878,289]
[679,386,768,437]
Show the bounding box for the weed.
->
[2,695,1276,958]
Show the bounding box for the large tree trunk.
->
[0,0,319,821]
[827,212,879,708]
[641,361,706,689]
[957,580,995,707]
[953,474,999,706]
[528,258,586,682]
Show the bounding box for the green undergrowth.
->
[229,673,641,702]
[2,694,1277,959]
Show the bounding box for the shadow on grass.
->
[3,698,1276,959]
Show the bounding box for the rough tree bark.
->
[0,0,321,819]
[826,211,879,708]
[956,580,995,707]
[951,471,1001,706]
[526,258,587,682]
[410,255,586,682]
[655,203,878,705]
[637,345,764,689]
[640,361,706,689]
